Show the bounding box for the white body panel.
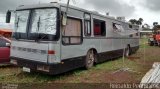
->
[11,41,49,63]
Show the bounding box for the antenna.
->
[66,0,76,13]
[51,0,60,3]
[66,0,70,13]
[62,0,76,26]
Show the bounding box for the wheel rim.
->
[87,50,94,65]
[126,47,129,57]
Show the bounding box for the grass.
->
[0,38,159,83]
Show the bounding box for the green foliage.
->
[129,18,143,25]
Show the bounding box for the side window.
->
[93,19,106,36]
[0,39,7,47]
[62,17,82,45]
[84,13,91,36]
[113,23,124,32]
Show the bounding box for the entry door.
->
[61,17,83,59]
[0,38,10,63]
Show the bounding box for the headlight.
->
[10,59,17,65]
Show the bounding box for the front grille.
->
[11,46,47,54]
[32,49,37,53]
[27,48,32,52]
[22,48,27,51]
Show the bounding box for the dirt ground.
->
[0,41,160,84]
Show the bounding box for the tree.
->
[139,18,143,22]
[136,18,143,25]
[129,18,143,25]
[142,23,151,31]
[129,19,137,24]
[153,22,158,27]
[143,23,150,29]
[153,22,159,33]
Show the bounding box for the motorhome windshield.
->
[15,10,30,33]
[13,8,59,41]
[31,9,57,35]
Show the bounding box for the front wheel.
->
[148,39,154,46]
[85,50,96,69]
[158,41,160,47]
[149,41,154,46]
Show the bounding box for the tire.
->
[85,50,96,69]
[125,46,130,57]
[148,39,154,46]
[158,41,160,47]
[149,41,154,46]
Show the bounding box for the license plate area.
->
[23,67,31,73]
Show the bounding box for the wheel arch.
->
[87,48,98,63]
[127,44,131,48]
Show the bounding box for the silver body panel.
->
[11,3,140,64]
[11,41,49,63]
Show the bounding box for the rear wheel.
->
[85,50,96,69]
[125,46,130,57]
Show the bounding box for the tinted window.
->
[113,23,124,32]
[93,19,106,36]
[0,38,7,47]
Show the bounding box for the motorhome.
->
[8,3,140,75]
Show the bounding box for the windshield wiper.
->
[37,16,41,32]
[37,25,56,42]
[36,17,50,42]
[16,16,20,28]
[14,16,20,40]
[37,33,48,42]
[35,16,41,42]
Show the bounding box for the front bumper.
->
[10,56,85,75]
[10,57,62,75]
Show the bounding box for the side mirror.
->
[6,10,11,23]
[6,43,11,47]
[62,12,67,26]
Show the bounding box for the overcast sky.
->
[0,0,160,27]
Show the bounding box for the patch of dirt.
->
[102,71,136,83]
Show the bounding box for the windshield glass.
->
[13,8,59,41]
[15,10,29,33]
[31,9,57,35]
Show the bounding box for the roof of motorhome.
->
[16,3,138,25]
[17,3,108,17]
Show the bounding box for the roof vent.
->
[19,5,24,7]
[50,2,58,3]
[50,0,59,3]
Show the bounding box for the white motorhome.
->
[9,3,140,75]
